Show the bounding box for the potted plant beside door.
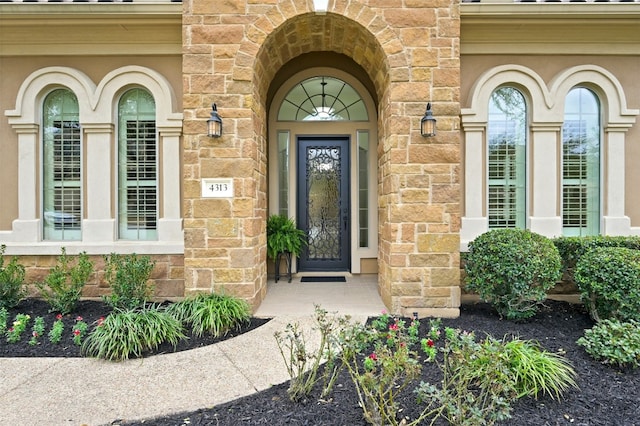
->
[266,214,307,282]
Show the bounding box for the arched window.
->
[278,76,368,121]
[562,87,600,236]
[118,88,158,240]
[487,87,527,229]
[43,89,81,241]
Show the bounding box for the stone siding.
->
[183,0,461,316]
[18,254,184,301]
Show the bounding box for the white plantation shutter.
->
[562,88,600,236]
[118,89,158,240]
[43,89,82,241]
[487,87,527,229]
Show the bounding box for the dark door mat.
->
[300,276,347,282]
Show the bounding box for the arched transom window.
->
[278,76,368,121]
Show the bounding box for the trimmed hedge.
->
[465,229,562,320]
[574,246,640,323]
[553,236,640,277]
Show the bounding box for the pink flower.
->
[426,339,434,348]
[389,323,399,331]
[368,353,378,361]
[32,331,39,337]
[97,317,105,327]
[75,316,83,322]
[73,329,81,336]
[381,310,387,315]
[56,314,63,320]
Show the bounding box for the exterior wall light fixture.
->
[207,103,223,138]
[420,102,436,137]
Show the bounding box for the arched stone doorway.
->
[182,1,462,317]
[267,63,378,275]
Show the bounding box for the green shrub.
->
[166,292,251,338]
[577,319,640,369]
[82,306,185,361]
[0,244,26,309]
[553,236,640,279]
[574,247,640,322]
[35,248,94,314]
[102,253,155,310]
[465,229,562,320]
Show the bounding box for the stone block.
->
[230,249,256,268]
[193,199,231,218]
[430,267,461,287]
[207,218,239,237]
[391,204,444,223]
[384,9,436,28]
[391,282,422,297]
[192,25,244,45]
[154,279,185,298]
[417,234,459,253]
[213,268,245,283]
[408,253,451,268]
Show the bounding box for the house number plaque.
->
[202,178,233,198]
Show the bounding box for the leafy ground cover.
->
[125,300,639,426]
[0,298,268,358]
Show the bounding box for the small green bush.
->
[35,248,94,314]
[465,229,562,320]
[102,253,155,310]
[82,307,185,361]
[166,292,251,337]
[553,236,640,279]
[0,244,26,309]
[577,319,640,369]
[574,247,640,322]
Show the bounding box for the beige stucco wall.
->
[0,55,183,230]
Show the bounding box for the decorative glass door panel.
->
[297,137,350,271]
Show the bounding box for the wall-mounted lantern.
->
[420,102,436,137]
[207,103,223,138]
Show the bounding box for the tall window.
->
[487,87,527,229]
[43,89,81,241]
[118,89,158,240]
[562,88,600,236]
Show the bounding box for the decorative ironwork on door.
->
[298,137,350,271]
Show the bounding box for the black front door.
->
[297,137,350,271]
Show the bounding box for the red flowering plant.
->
[48,313,64,344]
[6,313,30,343]
[28,316,45,346]
[72,316,88,346]
[337,312,449,426]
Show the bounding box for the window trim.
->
[3,66,183,255]
[460,64,639,250]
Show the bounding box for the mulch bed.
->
[2,299,639,425]
[122,300,640,426]
[0,298,269,358]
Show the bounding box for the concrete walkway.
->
[0,275,385,426]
